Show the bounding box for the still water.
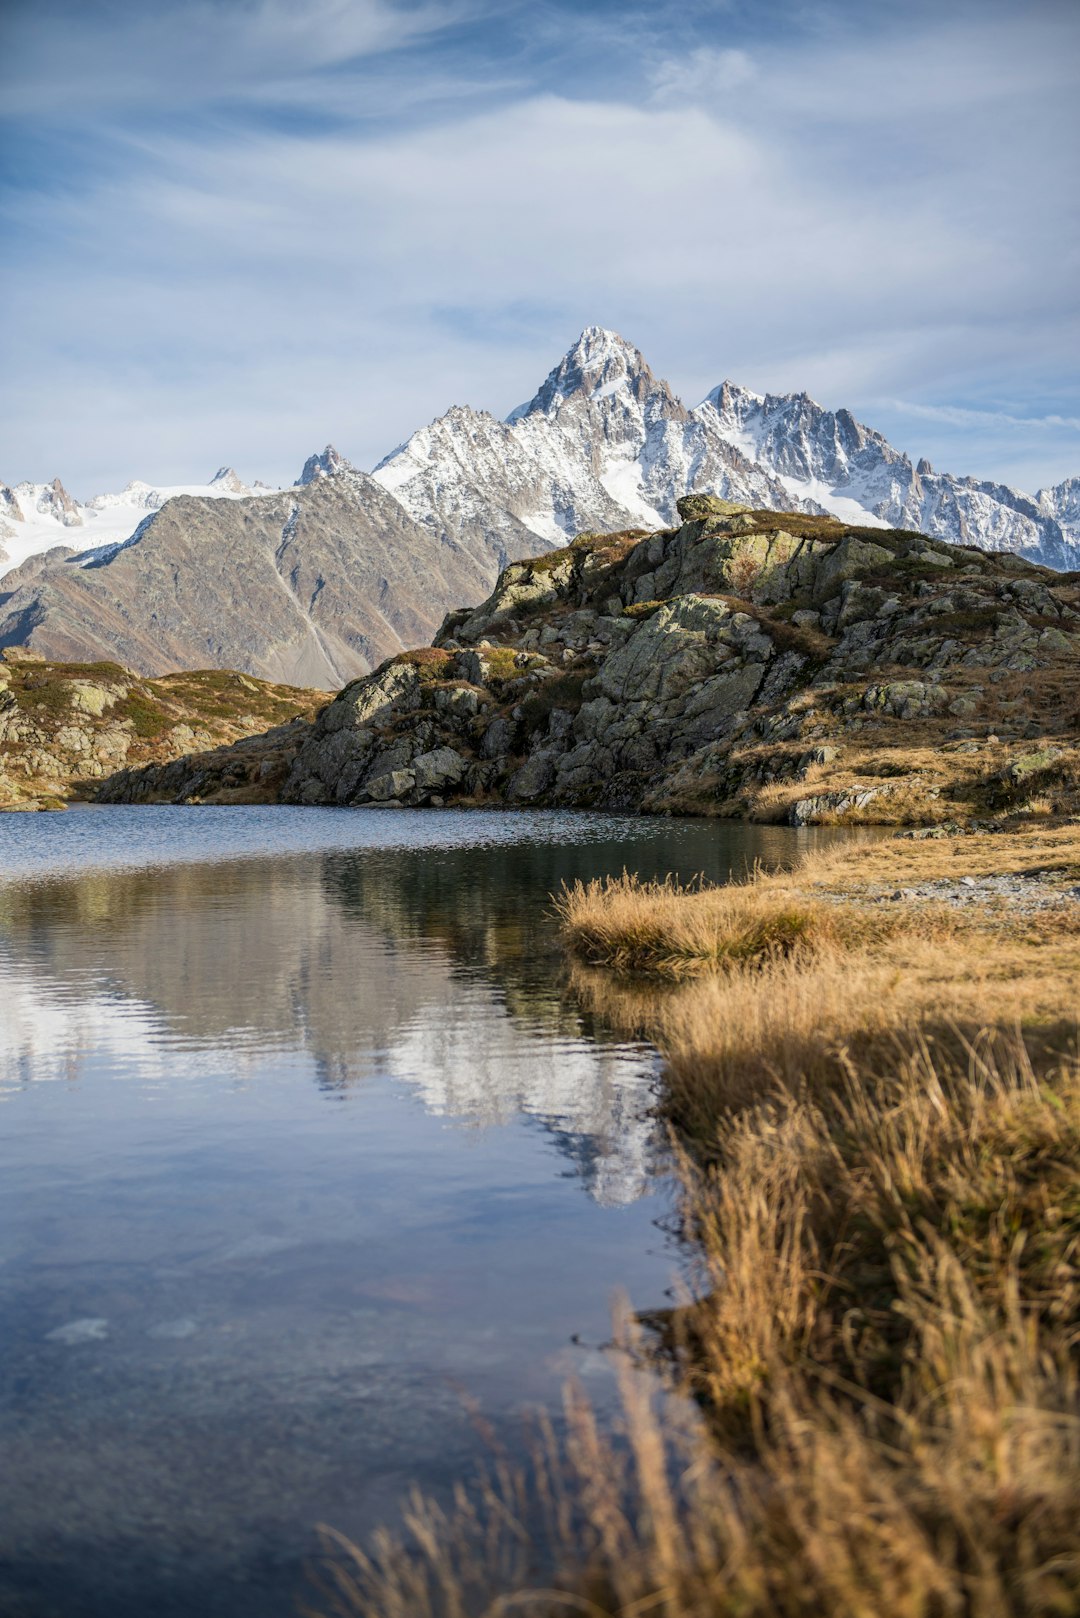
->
[0,806,851,1618]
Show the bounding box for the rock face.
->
[295,445,354,486]
[0,472,497,687]
[264,496,1080,825]
[0,652,323,810]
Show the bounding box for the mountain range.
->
[2,328,1076,684]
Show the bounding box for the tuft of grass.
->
[319,1032,1080,1618]
[390,647,455,685]
[556,872,838,977]
[120,690,173,738]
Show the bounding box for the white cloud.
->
[880,401,1080,434]
[1,0,473,114]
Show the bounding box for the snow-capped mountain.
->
[374,328,1079,571]
[699,381,1077,568]
[4,328,1077,681]
[0,467,272,581]
[373,328,801,573]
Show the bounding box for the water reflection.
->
[1,813,839,1203]
[0,808,858,1618]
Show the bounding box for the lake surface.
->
[0,806,852,1618]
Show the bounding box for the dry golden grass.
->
[316,826,1080,1618]
[317,1039,1080,1617]
[555,872,841,977]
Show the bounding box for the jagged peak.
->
[507,326,674,423]
[209,466,248,493]
[700,380,766,412]
[295,445,353,486]
[35,477,83,525]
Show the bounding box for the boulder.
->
[412,747,468,791]
[675,494,749,522]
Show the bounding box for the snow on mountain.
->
[699,382,1077,567]
[1038,475,1080,537]
[373,327,804,571]
[0,470,273,581]
[7,329,1076,602]
[295,445,354,486]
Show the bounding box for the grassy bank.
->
[318,825,1080,1617]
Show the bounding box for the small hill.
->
[0,652,323,810]
[102,499,1080,826]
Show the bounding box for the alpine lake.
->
[0,805,858,1618]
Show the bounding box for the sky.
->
[1,0,1078,497]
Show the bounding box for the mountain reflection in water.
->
[0,807,858,1618]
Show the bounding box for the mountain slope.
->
[0,473,494,687]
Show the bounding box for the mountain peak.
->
[295,445,352,487]
[37,478,83,527]
[209,466,248,493]
[507,327,673,423]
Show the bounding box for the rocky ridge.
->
[375,328,1080,571]
[104,498,1080,825]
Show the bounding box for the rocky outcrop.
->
[244,496,1080,826]
[0,651,323,809]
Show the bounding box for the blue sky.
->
[2,0,1078,496]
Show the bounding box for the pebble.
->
[857,872,1078,915]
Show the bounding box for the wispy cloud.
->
[650,46,756,103]
[0,0,477,115]
[880,401,1080,434]
[1,0,1078,493]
